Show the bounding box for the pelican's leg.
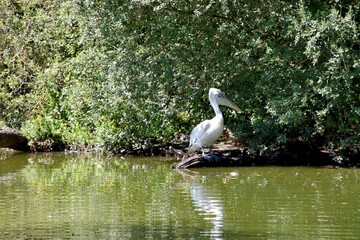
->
[201,147,212,162]
[209,146,220,162]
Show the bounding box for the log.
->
[170,143,244,169]
[0,126,29,151]
[171,154,239,169]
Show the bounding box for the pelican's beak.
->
[222,95,241,112]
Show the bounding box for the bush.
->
[1,0,359,157]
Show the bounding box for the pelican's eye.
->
[218,93,223,98]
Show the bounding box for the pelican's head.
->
[209,88,241,112]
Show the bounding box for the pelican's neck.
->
[210,100,223,118]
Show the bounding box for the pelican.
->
[188,88,241,161]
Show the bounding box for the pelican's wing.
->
[188,120,211,153]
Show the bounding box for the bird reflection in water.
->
[177,170,225,240]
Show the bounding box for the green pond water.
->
[0,152,359,239]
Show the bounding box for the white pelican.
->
[188,88,241,160]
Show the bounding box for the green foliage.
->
[1,0,359,157]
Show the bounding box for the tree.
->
[1,0,359,161]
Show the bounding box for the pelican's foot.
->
[203,154,213,162]
[210,153,221,162]
[209,147,220,162]
[203,154,220,162]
